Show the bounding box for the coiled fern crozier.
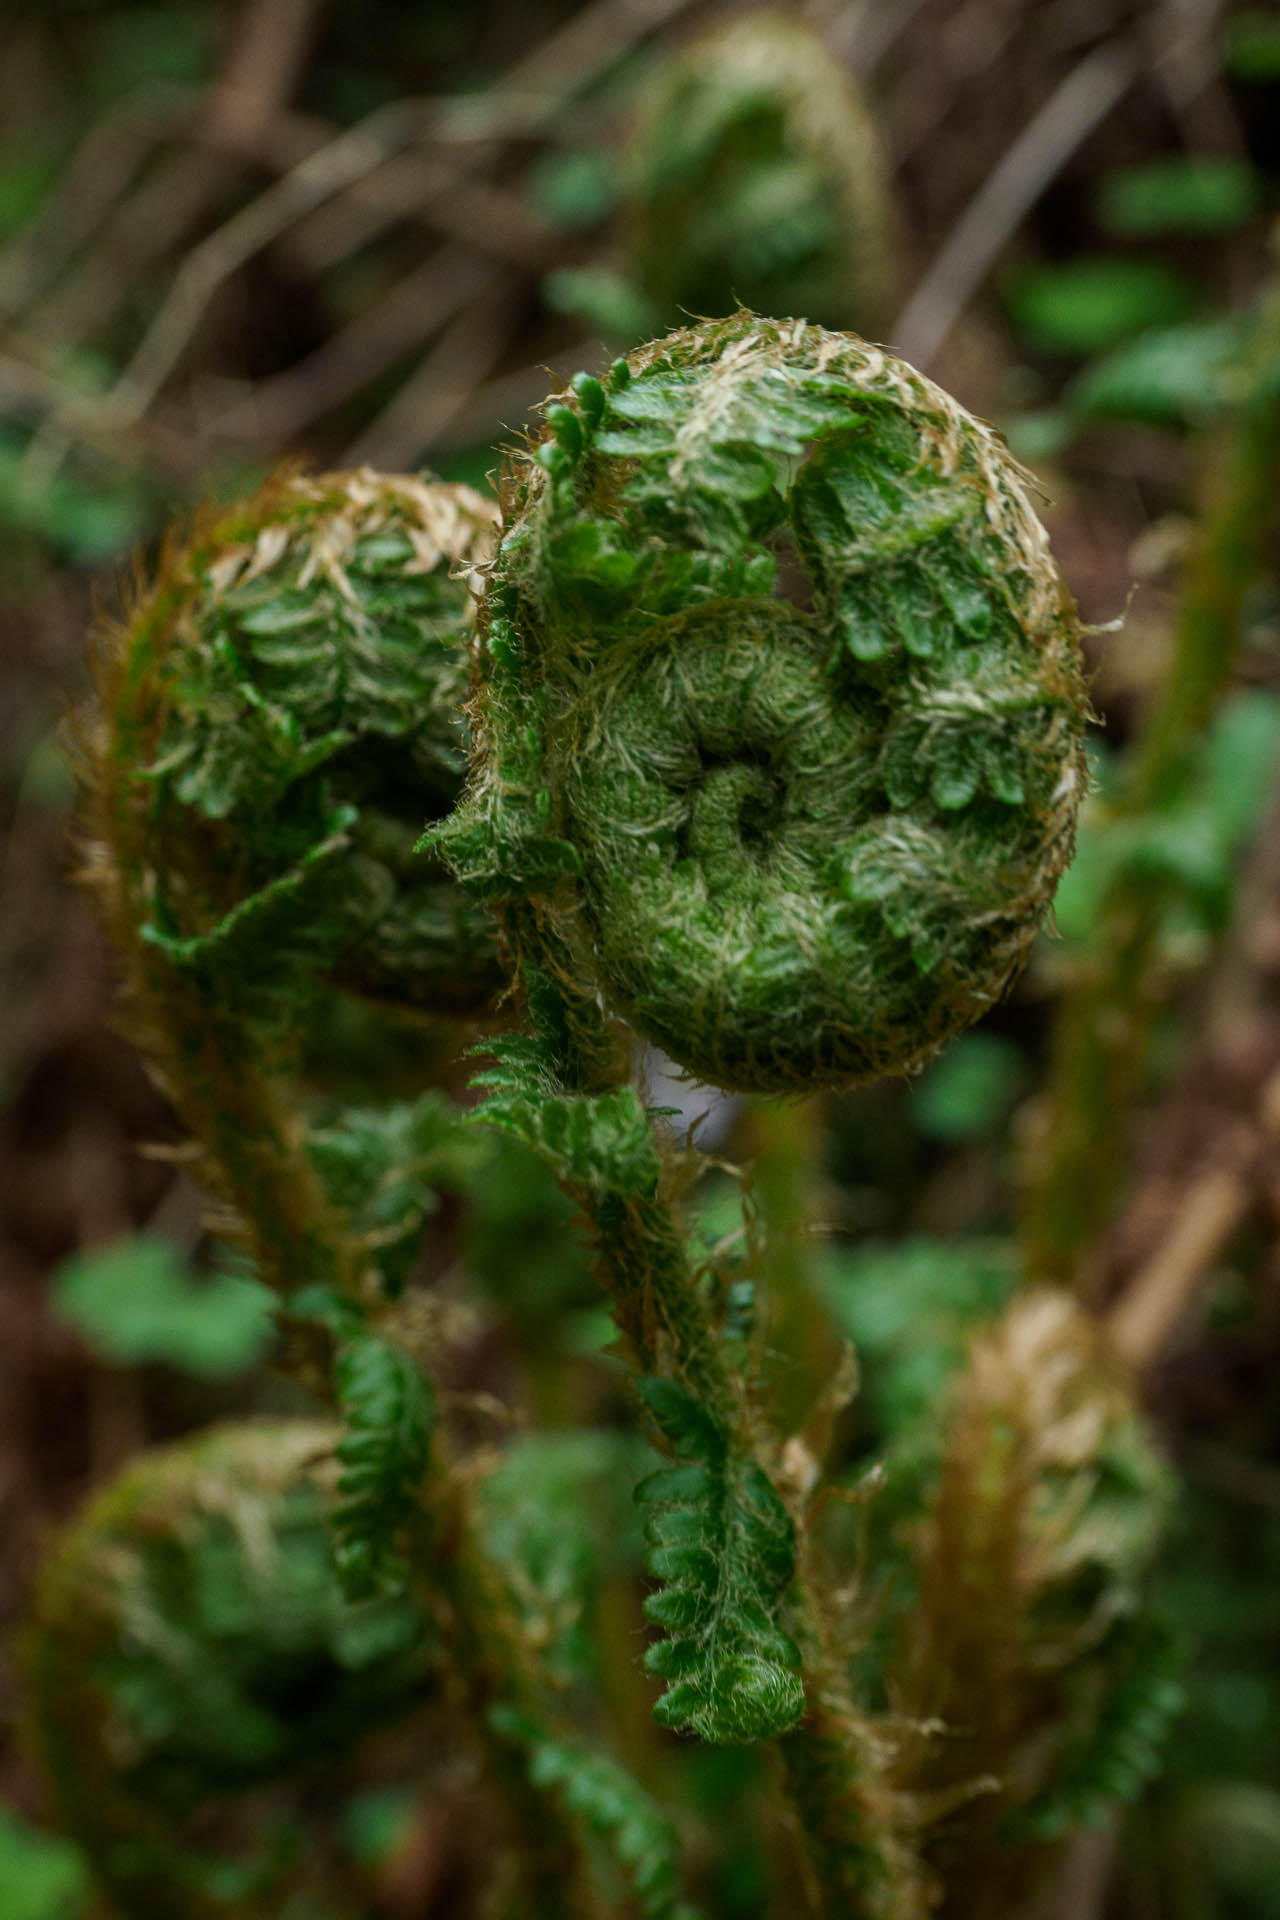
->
[23,1423,436,1920]
[436,311,1086,1092]
[27,313,1183,1920]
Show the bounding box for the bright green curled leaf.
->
[53,1236,273,1377]
[634,1377,805,1743]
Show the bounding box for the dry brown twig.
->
[0,0,699,478]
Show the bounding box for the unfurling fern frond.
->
[489,1706,702,1920]
[1014,1614,1185,1842]
[432,312,1086,1094]
[634,1377,804,1743]
[23,1424,434,1920]
[82,466,505,1038]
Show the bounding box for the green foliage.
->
[462,1129,597,1329]
[541,264,662,345]
[307,1091,481,1296]
[489,1707,700,1920]
[634,1377,804,1744]
[1054,691,1280,946]
[330,1328,436,1601]
[525,148,619,231]
[52,1235,274,1377]
[0,425,154,563]
[817,1234,1019,1434]
[1095,158,1261,237]
[469,1034,662,1200]
[1224,11,1280,80]
[908,1031,1028,1144]
[1015,1616,1186,1840]
[1066,318,1243,428]
[55,284,1197,1918]
[1005,257,1194,355]
[477,1430,646,1688]
[0,1808,90,1920]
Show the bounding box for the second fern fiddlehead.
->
[438,311,1087,1092]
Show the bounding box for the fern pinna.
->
[30,312,1188,1920]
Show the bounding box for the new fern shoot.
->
[24,313,1185,1920]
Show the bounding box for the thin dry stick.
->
[208,246,496,448]
[340,273,519,469]
[893,40,1138,368]
[0,86,196,320]
[281,142,553,276]
[17,0,697,451]
[18,0,319,349]
[1106,1052,1280,1370]
[1106,1159,1251,1370]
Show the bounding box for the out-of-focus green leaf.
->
[541,266,661,344]
[1054,693,1280,946]
[1225,10,1280,79]
[340,1786,417,1867]
[526,149,618,230]
[817,1237,1018,1436]
[0,1807,90,1920]
[910,1032,1027,1143]
[1068,318,1242,427]
[1002,408,1074,462]
[1096,158,1262,237]
[0,430,154,564]
[1004,257,1194,356]
[53,1237,274,1376]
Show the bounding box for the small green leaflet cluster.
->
[294,1288,434,1600]
[307,1091,481,1296]
[464,1022,805,1744]
[140,806,379,1033]
[477,1431,648,1689]
[634,1376,804,1744]
[1015,1617,1186,1841]
[467,1032,662,1201]
[489,1707,701,1920]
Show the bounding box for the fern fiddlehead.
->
[71,471,649,1916]
[23,1423,436,1920]
[438,311,1086,1094]
[78,466,502,1301]
[432,313,1088,1909]
[889,1290,1177,1916]
[625,13,896,339]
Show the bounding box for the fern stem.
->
[421,1488,606,1919]
[1022,273,1280,1285]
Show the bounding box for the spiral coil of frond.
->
[436,312,1087,1093]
